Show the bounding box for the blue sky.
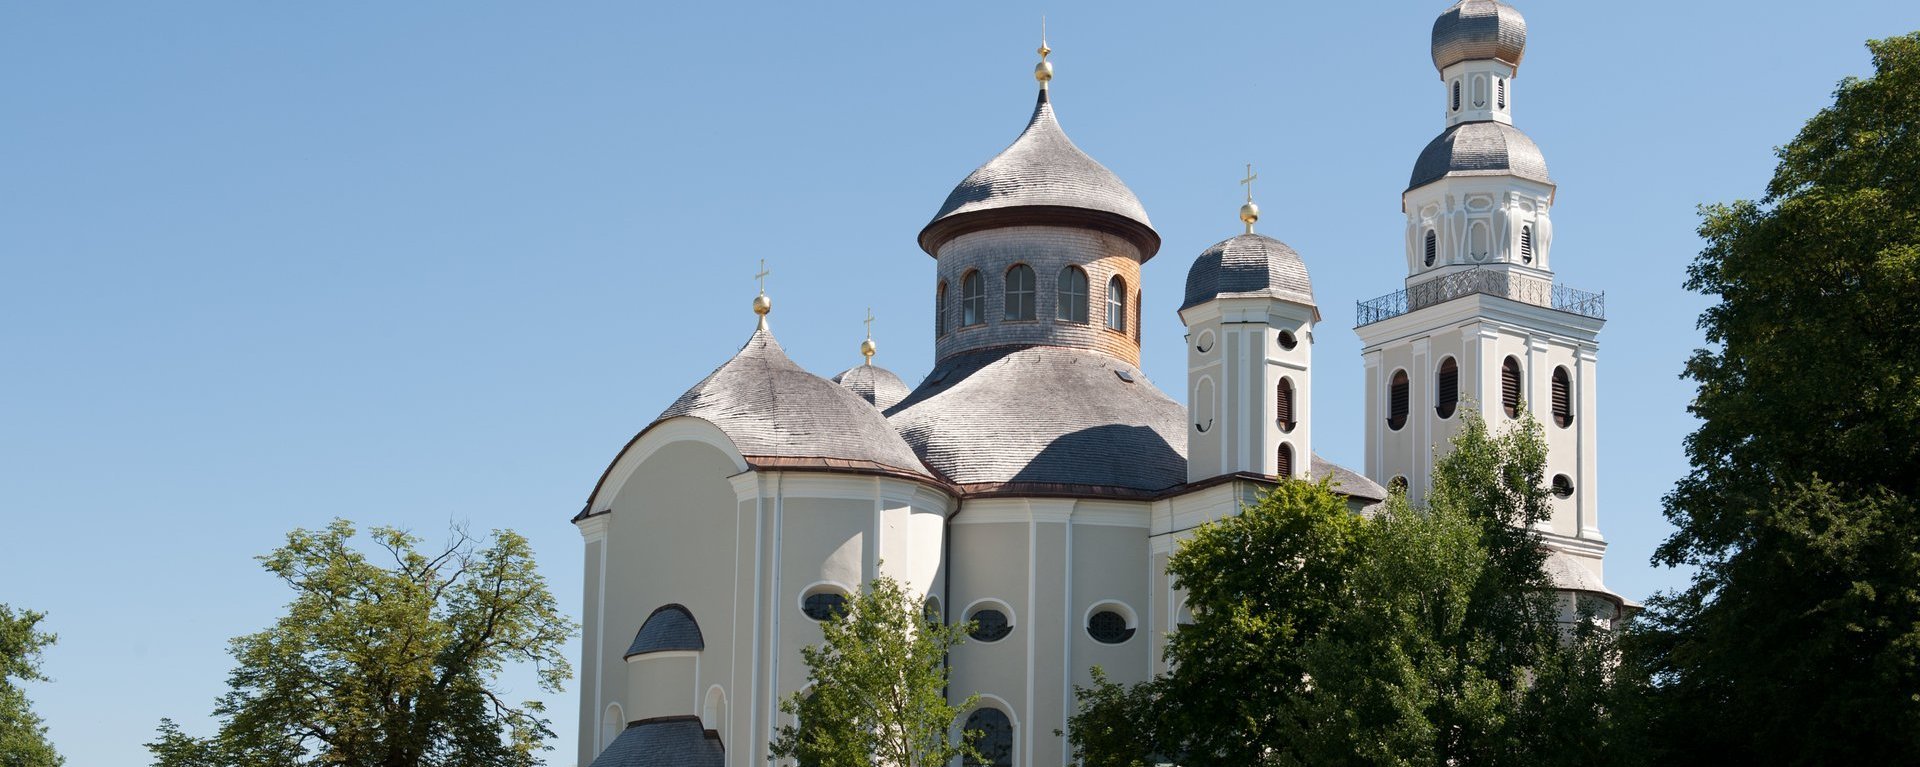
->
[4,2,1916,765]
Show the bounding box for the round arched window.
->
[962,708,1014,767]
[1389,476,1409,494]
[1388,370,1410,431]
[923,596,943,625]
[1424,229,1438,267]
[802,591,848,622]
[1087,609,1134,644]
[967,606,1011,642]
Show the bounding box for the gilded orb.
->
[1034,59,1053,84]
[1239,201,1260,226]
[860,338,878,360]
[752,293,772,316]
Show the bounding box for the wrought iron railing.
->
[1355,268,1605,327]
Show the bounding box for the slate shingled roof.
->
[832,363,912,411]
[587,717,723,767]
[1181,233,1317,312]
[1409,120,1550,191]
[625,604,704,658]
[887,345,1187,494]
[656,325,931,478]
[919,88,1158,259]
[1432,0,1527,72]
[1310,454,1388,502]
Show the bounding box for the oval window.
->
[1087,610,1134,645]
[802,591,847,622]
[968,607,1011,642]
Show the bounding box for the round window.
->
[802,591,847,622]
[1389,476,1409,494]
[1087,610,1134,644]
[1277,330,1298,350]
[967,608,1011,642]
[1552,474,1575,499]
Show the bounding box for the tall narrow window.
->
[1501,356,1523,418]
[1106,275,1127,332]
[936,282,948,336]
[1436,357,1459,419]
[1520,225,1534,264]
[1134,290,1143,341]
[1498,78,1507,109]
[1552,366,1574,427]
[1452,80,1461,111]
[1277,443,1294,478]
[1424,230,1438,267]
[1388,370,1410,431]
[963,709,1013,767]
[961,271,985,327]
[1470,221,1490,260]
[1056,266,1089,323]
[1276,378,1296,432]
[1004,264,1036,321]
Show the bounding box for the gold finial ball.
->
[752,293,772,316]
[1239,201,1260,226]
[860,338,878,360]
[1034,59,1053,84]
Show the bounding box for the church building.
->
[573,2,1625,765]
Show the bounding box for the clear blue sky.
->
[4,2,1915,764]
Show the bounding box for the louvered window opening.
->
[1452,81,1461,111]
[1277,443,1294,478]
[968,608,1011,642]
[963,709,1014,767]
[1106,276,1127,332]
[1436,358,1459,419]
[1088,611,1134,644]
[1424,230,1438,267]
[1388,371,1410,430]
[1057,266,1089,323]
[1501,356,1523,418]
[1552,366,1574,427]
[1276,378,1296,432]
[1498,78,1507,109]
[1520,225,1534,264]
[961,271,986,327]
[1004,264,1036,321]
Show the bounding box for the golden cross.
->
[754,259,770,295]
[1241,163,1258,204]
[863,307,875,339]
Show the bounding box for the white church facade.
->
[574,3,1625,766]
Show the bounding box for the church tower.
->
[1356,0,1618,611]
[1179,176,1318,482]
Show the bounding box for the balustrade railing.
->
[1355,268,1605,327]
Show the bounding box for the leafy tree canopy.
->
[0,604,62,767]
[769,573,981,767]
[1635,32,1920,764]
[1069,412,1635,767]
[146,520,576,767]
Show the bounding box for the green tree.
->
[1631,31,1920,764]
[146,520,576,767]
[0,604,62,767]
[769,573,981,767]
[1069,412,1633,766]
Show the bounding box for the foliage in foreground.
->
[1630,31,1920,764]
[1068,412,1636,767]
[145,520,576,767]
[770,573,981,767]
[1,604,63,767]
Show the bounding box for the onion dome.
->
[1181,233,1317,315]
[888,346,1187,495]
[1432,0,1528,73]
[656,324,931,479]
[833,363,911,411]
[918,89,1158,259]
[624,604,703,658]
[1408,120,1550,190]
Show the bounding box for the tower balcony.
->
[1355,268,1605,327]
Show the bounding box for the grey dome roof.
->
[1409,120,1551,190]
[833,363,911,411]
[656,324,932,478]
[588,717,723,767]
[887,345,1187,495]
[625,604,703,658]
[1432,0,1527,73]
[919,89,1159,259]
[1181,233,1317,312]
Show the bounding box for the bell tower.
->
[1356,0,1614,602]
